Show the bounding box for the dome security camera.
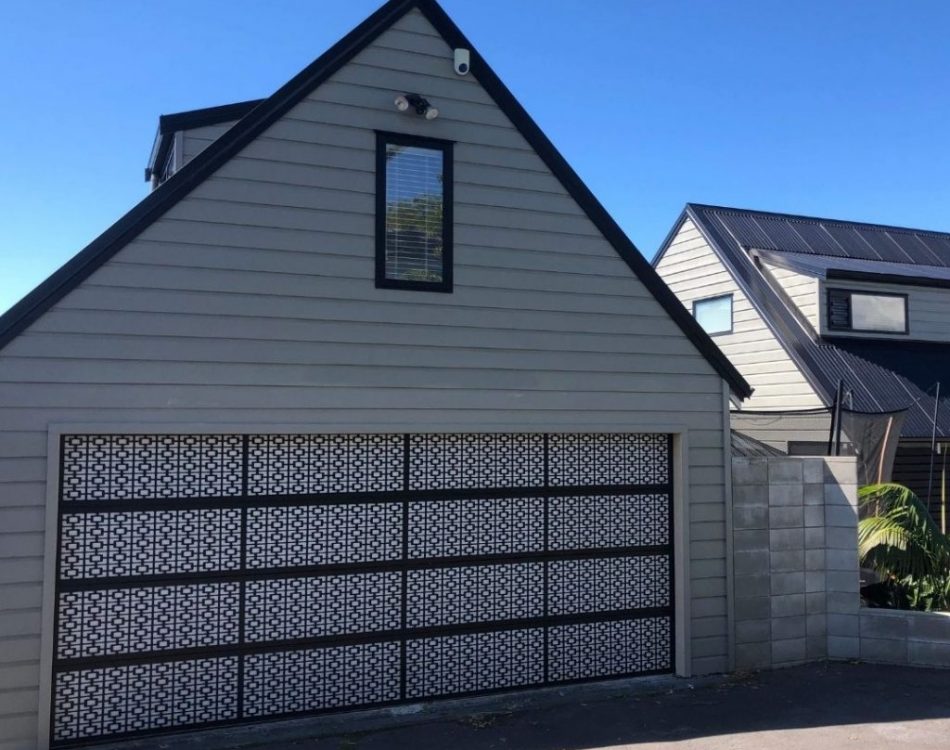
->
[454,48,470,76]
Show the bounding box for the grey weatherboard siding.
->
[0,3,740,748]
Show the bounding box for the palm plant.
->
[859,483,950,611]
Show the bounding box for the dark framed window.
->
[826,288,908,334]
[375,131,453,292]
[692,293,733,335]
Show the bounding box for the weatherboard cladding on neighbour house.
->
[681,204,950,439]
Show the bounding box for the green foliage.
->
[386,195,444,240]
[859,483,950,611]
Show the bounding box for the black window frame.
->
[375,130,454,293]
[692,293,734,336]
[826,288,909,335]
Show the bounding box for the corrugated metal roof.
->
[685,204,950,439]
[702,203,950,266]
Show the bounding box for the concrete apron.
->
[96,673,718,750]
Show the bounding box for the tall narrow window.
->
[376,132,453,292]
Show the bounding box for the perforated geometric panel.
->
[405,628,545,698]
[57,583,240,659]
[548,556,671,615]
[408,433,544,489]
[548,617,672,681]
[407,497,545,559]
[59,509,242,579]
[245,503,402,569]
[549,494,669,550]
[62,434,243,501]
[406,563,544,628]
[243,643,402,717]
[247,434,403,495]
[52,657,238,743]
[244,574,402,642]
[53,432,673,745]
[549,433,669,486]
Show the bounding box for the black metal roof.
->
[669,203,950,439]
[0,0,751,399]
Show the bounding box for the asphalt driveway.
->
[111,662,950,750]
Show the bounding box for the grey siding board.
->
[181,122,236,164]
[0,10,730,744]
[656,219,823,410]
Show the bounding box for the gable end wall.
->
[0,11,731,747]
[655,218,823,411]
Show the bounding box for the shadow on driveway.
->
[320,662,950,750]
[109,662,950,750]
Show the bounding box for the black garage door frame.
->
[48,431,675,746]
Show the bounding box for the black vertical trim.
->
[542,434,550,685]
[237,436,249,718]
[374,131,454,294]
[400,434,410,700]
[49,435,66,743]
[667,434,676,673]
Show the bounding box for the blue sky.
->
[3,0,950,314]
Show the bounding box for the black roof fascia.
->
[0,0,753,399]
[158,99,266,135]
[146,99,266,181]
[416,2,750,398]
[1,0,418,350]
[826,269,950,290]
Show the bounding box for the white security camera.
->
[454,48,470,76]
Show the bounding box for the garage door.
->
[51,432,673,745]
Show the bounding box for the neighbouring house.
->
[0,1,753,748]
[654,203,950,514]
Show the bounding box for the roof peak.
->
[0,0,751,398]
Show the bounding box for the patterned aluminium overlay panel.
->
[52,432,673,745]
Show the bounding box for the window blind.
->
[384,143,444,282]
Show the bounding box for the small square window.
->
[693,294,733,335]
[375,132,453,292]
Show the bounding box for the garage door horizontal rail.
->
[54,604,673,672]
[57,544,671,591]
[56,482,673,513]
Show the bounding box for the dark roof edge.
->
[158,99,266,135]
[684,205,834,405]
[650,208,690,268]
[146,99,266,181]
[827,269,950,290]
[0,0,752,399]
[417,6,750,397]
[687,202,950,241]
[1,0,419,351]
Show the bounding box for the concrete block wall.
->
[731,457,859,670]
[857,601,950,667]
